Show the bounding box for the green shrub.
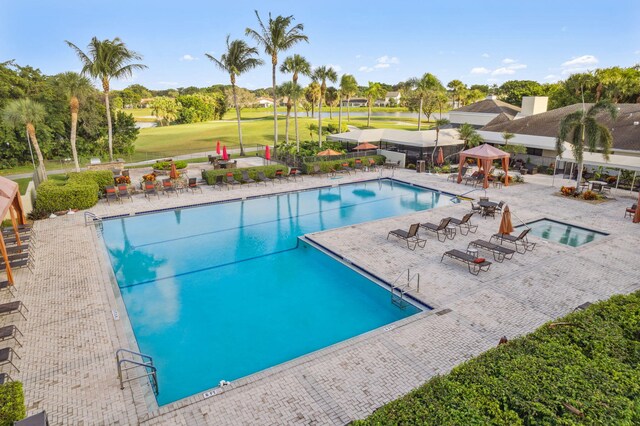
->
[302,155,385,174]
[153,160,188,170]
[0,381,25,425]
[201,165,288,185]
[355,291,640,425]
[68,170,113,192]
[36,180,98,213]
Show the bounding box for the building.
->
[449,95,521,128]
[341,97,368,107]
[374,91,402,107]
[257,97,275,108]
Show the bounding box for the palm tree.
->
[457,123,478,150]
[311,66,338,146]
[206,36,263,156]
[325,87,338,120]
[3,99,47,182]
[339,74,358,123]
[53,72,94,172]
[447,79,466,108]
[66,37,146,161]
[502,131,515,146]
[432,118,450,164]
[364,82,386,127]
[278,81,303,147]
[407,73,444,130]
[305,82,321,118]
[280,54,311,151]
[556,101,618,188]
[246,11,308,155]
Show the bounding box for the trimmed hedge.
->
[202,165,288,185]
[0,381,25,425]
[355,291,640,425]
[153,160,188,170]
[68,170,113,192]
[36,180,98,213]
[302,155,385,174]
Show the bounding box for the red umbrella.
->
[216,140,221,155]
[222,145,228,161]
[634,190,640,223]
[436,147,444,166]
[354,142,377,150]
[169,161,179,179]
[265,145,271,160]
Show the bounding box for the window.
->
[526,147,543,156]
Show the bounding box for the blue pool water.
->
[515,218,608,247]
[101,179,447,405]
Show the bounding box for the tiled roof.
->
[452,98,521,118]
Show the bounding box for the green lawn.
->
[10,177,31,194]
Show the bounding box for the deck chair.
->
[0,301,28,321]
[162,179,179,197]
[274,170,287,183]
[341,162,353,174]
[0,281,16,298]
[367,159,378,171]
[354,160,364,173]
[447,213,478,236]
[441,249,492,275]
[240,170,256,186]
[495,201,505,214]
[490,228,536,254]
[470,202,482,215]
[187,177,202,193]
[0,372,11,385]
[256,171,273,186]
[287,168,303,181]
[467,239,515,263]
[387,223,425,250]
[624,203,637,218]
[0,257,32,273]
[214,174,226,191]
[117,184,132,202]
[5,244,29,256]
[310,164,325,177]
[0,347,21,373]
[105,186,120,205]
[0,325,23,347]
[144,182,159,200]
[420,217,452,242]
[225,172,240,188]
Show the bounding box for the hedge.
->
[153,160,188,170]
[355,291,640,425]
[201,165,288,185]
[302,155,385,174]
[36,180,99,213]
[0,382,25,425]
[67,170,113,192]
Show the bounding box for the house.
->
[449,95,521,128]
[341,97,368,107]
[374,91,402,107]
[257,97,275,108]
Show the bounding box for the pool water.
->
[101,179,447,405]
[515,219,607,247]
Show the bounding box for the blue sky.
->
[1,0,639,91]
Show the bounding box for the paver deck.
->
[3,167,638,425]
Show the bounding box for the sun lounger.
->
[0,372,11,385]
[0,325,23,347]
[162,179,179,196]
[387,223,425,250]
[187,177,203,193]
[467,239,515,262]
[105,186,120,204]
[0,258,32,272]
[240,170,256,186]
[490,228,536,254]
[0,301,28,321]
[446,213,478,236]
[441,249,492,275]
[354,159,364,173]
[287,168,303,181]
[117,184,132,201]
[0,347,21,373]
[144,182,159,200]
[0,281,16,298]
[225,172,241,188]
[4,244,29,255]
[256,171,273,186]
[214,174,226,190]
[309,164,326,177]
[274,170,287,183]
[341,162,353,174]
[420,218,452,242]
[367,159,378,171]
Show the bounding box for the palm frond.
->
[596,124,613,161]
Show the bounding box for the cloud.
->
[180,54,197,61]
[492,67,516,76]
[561,55,598,67]
[470,67,491,74]
[374,63,390,69]
[358,66,373,73]
[544,74,558,81]
[502,58,516,64]
[355,54,362,59]
[376,55,399,65]
[481,53,490,58]
[486,78,499,83]
[508,63,527,70]
[158,81,178,86]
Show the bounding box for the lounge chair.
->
[0,325,23,347]
[214,174,226,190]
[420,218,452,242]
[441,249,492,275]
[5,244,29,256]
[225,172,240,188]
[117,184,132,202]
[0,347,21,373]
[463,171,478,185]
[367,159,378,171]
[0,280,16,298]
[240,170,256,186]
[287,168,303,181]
[354,159,364,173]
[490,228,536,254]
[447,213,478,236]
[624,203,637,218]
[387,223,426,250]
[495,201,505,214]
[0,301,28,321]
[256,171,273,186]
[341,162,353,174]
[274,170,287,183]
[144,182,159,200]
[310,164,325,177]
[0,258,32,272]
[105,185,120,204]
[467,239,515,262]
[447,166,468,182]
[162,179,179,196]
[0,372,11,385]
[187,177,203,193]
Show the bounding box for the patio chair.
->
[0,280,16,298]
[420,217,452,242]
[162,179,179,197]
[441,249,492,275]
[287,167,303,181]
[0,301,28,321]
[5,244,29,256]
[309,164,326,177]
[483,205,497,219]
[624,203,637,218]
[354,159,364,173]
[0,372,12,385]
[446,213,478,236]
[340,162,353,175]
[256,171,273,186]
[187,177,202,193]
[490,228,536,254]
[105,186,120,205]
[495,201,505,214]
[470,202,482,215]
[0,257,32,273]
[0,325,23,347]
[117,184,132,202]
[367,159,378,171]
[463,171,478,185]
[467,239,515,263]
[144,182,159,200]
[0,347,21,373]
[240,170,256,186]
[225,172,241,188]
[214,174,226,191]
[274,170,287,183]
[387,223,426,250]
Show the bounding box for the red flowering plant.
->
[115,175,131,184]
[142,172,156,182]
[560,186,576,196]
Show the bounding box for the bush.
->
[68,170,113,193]
[302,155,385,174]
[36,180,98,213]
[201,165,288,185]
[153,160,188,170]
[561,186,576,196]
[0,381,26,425]
[582,190,599,200]
[406,163,416,170]
[355,291,640,425]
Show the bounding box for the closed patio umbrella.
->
[634,191,640,223]
[498,205,514,235]
[169,161,179,179]
[222,145,228,161]
[436,147,444,166]
[216,140,221,155]
[317,149,342,156]
[265,145,271,160]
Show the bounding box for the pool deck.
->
[4,168,639,425]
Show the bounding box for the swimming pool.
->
[515,218,608,247]
[101,179,449,405]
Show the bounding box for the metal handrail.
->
[390,269,420,298]
[84,211,102,226]
[116,349,158,395]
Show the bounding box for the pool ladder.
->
[116,348,159,396]
[84,211,102,226]
[390,269,420,309]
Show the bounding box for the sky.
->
[1,0,639,91]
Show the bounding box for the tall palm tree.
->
[53,72,94,172]
[246,11,308,155]
[432,118,450,164]
[339,74,358,123]
[447,79,466,108]
[364,82,386,127]
[66,37,147,161]
[311,66,337,146]
[206,35,263,156]
[305,82,321,118]
[407,73,444,130]
[278,81,302,147]
[556,101,618,188]
[3,99,47,182]
[280,54,311,150]
[325,87,338,120]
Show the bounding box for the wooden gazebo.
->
[0,176,27,284]
[456,144,510,189]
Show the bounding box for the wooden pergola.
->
[456,144,510,189]
[0,176,27,285]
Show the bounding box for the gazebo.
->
[456,144,510,189]
[0,176,27,285]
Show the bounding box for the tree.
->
[311,66,337,146]
[278,81,302,146]
[112,110,139,156]
[447,79,466,108]
[246,11,308,155]
[457,123,479,150]
[52,72,94,171]
[280,54,311,150]
[364,82,385,127]
[325,87,338,120]
[498,80,544,106]
[66,37,146,162]
[407,73,445,130]
[305,82,320,118]
[556,101,618,189]
[2,99,48,181]
[502,131,515,145]
[432,118,450,164]
[223,87,256,112]
[150,96,180,126]
[206,36,263,156]
[339,74,358,124]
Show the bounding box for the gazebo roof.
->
[461,143,510,159]
[0,176,19,220]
